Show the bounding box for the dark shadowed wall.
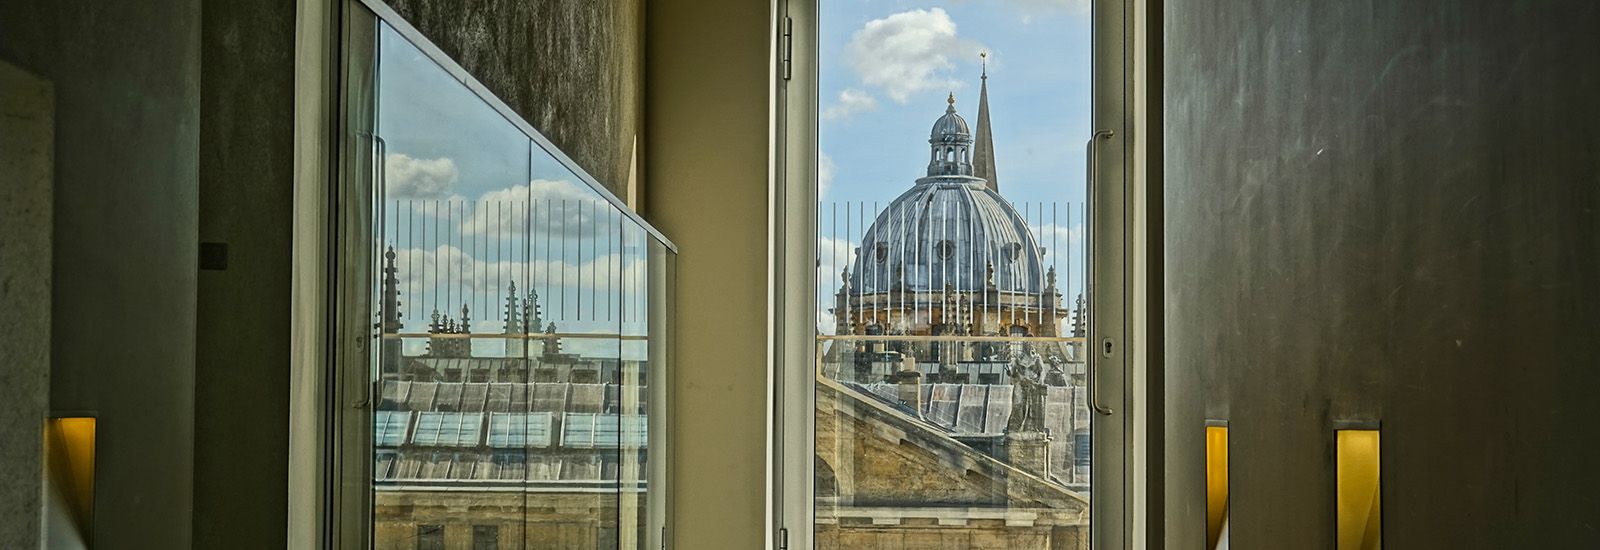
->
[0,0,201,546]
[1163,1,1600,547]
[385,0,645,202]
[193,0,296,546]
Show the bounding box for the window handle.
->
[1086,130,1114,416]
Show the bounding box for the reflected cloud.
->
[386,153,463,200]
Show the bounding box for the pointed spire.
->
[504,282,523,357]
[503,282,521,330]
[973,52,999,192]
[380,246,403,333]
[1072,293,1088,338]
[526,289,541,330]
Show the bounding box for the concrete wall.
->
[385,0,645,203]
[0,60,53,549]
[0,0,201,546]
[1163,1,1600,547]
[192,0,296,546]
[645,0,772,548]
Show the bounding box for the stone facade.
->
[816,377,1088,549]
[0,59,52,550]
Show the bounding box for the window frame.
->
[767,0,1146,547]
[305,1,681,548]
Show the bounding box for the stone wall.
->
[0,0,202,545]
[385,0,644,203]
[815,380,1087,549]
[0,59,52,550]
[375,489,639,549]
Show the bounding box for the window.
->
[485,412,554,449]
[775,0,1130,547]
[411,412,483,447]
[374,410,411,447]
[561,412,646,449]
[334,9,676,549]
[472,525,500,550]
[416,524,444,550]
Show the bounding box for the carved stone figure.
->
[1006,345,1048,433]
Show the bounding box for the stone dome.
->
[847,93,1047,295]
[849,179,1047,294]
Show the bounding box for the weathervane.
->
[980,51,988,79]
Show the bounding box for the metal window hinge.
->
[780,17,794,81]
[778,527,789,550]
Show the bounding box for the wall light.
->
[45,415,96,548]
[1204,420,1229,550]
[1335,424,1381,550]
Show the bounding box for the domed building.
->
[829,74,1081,377]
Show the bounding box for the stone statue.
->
[1006,345,1048,433]
[1044,355,1069,387]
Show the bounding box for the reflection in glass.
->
[814,2,1092,547]
[367,19,671,550]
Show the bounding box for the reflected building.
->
[817,71,1093,549]
[371,249,648,549]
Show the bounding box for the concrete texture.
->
[386,0,645,204]
[0,59,53,550]
[192,0,295,546]
[1163,1,1600,547]
[644,0,772,547]
[0,0,201,546]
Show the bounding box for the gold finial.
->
[947,92,956,105]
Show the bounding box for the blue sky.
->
[372,5,1095,346]
[817,1,1094,330]
[376,24,646,359]
[819,1,1092,208]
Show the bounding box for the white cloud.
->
[845,8,987,104]
[385,153,461,200]
[458,179,612,237]
[818,152,836,201]
[823,88,879,121]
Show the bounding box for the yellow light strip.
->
[1336,429,1382,550]
[1205,424,1229,549]
[45,417,96,546]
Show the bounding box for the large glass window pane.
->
[618,219,651,550]
[813,3,1093,547]
[524,141,625,548]
[371,19,533,548]
[360,8,675,549]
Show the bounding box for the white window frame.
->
[766,0,1150,547]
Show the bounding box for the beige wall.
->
[645,0,774,548]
